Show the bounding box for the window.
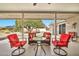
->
[59,24,66,34]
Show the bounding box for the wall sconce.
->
[72,22,77,29]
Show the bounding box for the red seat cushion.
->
[57,41,67,47]
[20,41,26,46]
[14,41,26,47]
[52,40,67,47]
[7,34,27,48]
[52,34,71,47]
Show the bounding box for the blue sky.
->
[0,19,16,27]
[42,19,55,27]
[0,19,54,27]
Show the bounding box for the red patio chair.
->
[28,32,36,45]
[69,32,77,41]
[52,34,71,56]
[42,32,51,45]
[7,34,26,56]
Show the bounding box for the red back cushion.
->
[7,34,19,47]
[60,34,71,42]
[43,32,51,40]
[69,32,76,38]
[29,32,35,41]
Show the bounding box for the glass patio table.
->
[33,33,46,56]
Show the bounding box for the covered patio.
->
[0,3,79,56]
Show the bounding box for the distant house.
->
[48,20,66,35]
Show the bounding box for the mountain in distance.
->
[5,25,15,28]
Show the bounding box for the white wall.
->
[66,15,79,36]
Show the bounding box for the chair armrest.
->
[20,41,27,46]
[52,39,59,46]
[52,39,59,42]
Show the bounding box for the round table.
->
[34,35,46,56]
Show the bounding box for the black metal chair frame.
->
[53,46,68,56]
[11,47,25,56]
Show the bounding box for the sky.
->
[0,19,55,27]
[42,19,55,27]
[0,19,16,27]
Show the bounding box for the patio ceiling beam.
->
[0,11,79,13]
[0,11,79,20]
[0,13,54,19]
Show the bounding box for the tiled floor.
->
[0,39,79,56]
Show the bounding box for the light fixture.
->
[72,22,77,29]
[33,3,37,6]
[48,3,51,4]
[33,3,51,6]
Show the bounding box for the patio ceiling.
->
[0,3,79,12]
[0,3,79,20]
[56,13,79,20]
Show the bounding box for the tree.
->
[15,19,45,32]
